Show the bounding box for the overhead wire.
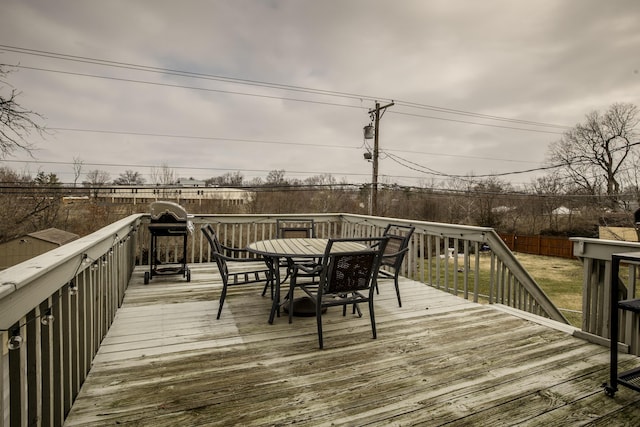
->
[2,44,569,132]
[1,44,579,182]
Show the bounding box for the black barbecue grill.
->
[144,201,193,284]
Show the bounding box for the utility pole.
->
[368,101,394,216]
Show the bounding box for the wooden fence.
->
[499,233,574,259]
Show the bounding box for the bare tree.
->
[150,163,176,185]
[114,169,146,185]
[206,171,244,187]
[72,156,84,187]
[529,174,567,232]
[547,103,639,208]
[471,177,512,228]
[0,66,45,158]
[83,169,111,199]
[265,169,287,186]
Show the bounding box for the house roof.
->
[27,228,79,246]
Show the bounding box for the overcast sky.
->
[1,0,639,188]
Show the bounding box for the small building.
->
[0,228,79,270]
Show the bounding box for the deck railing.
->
[0,215,142,427]
[138,213,567,323]
[571,237,640,355]
[1,212,567,426]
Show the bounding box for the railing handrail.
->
[0,214,144,329]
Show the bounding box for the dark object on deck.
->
[144,201,192,284]
[376,224,415,307]
[604,251,640,397]
[201,224,272,319]
[264,219,319,298]
[288,236,389,349]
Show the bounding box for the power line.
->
[383,151,564,180]
[12,64,365,111]
[0,159,373,179]
[393,100,569,129]
[389,110,565,135]
[2,44,571,133]
[0,44,378,102]
[49,127,358,150]
[1,44,583,183]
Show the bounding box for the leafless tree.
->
[83,169,111,199]
[547,103,639,208]
[114,169,146,185]
[471,177,512,228]
[265,169,287,186]
[150,163,176,185]
[0,66,45,158]
[72,156,84,187]
[528,174,567,232]
[0,168,63,241]
[207,171,244,187]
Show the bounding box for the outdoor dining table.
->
[246,238,369,324]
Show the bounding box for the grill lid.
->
[150,201,188,222]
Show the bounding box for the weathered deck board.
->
[64,264,640,426]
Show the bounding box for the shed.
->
[0,228,79,270]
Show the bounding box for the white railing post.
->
[571,237,640,355]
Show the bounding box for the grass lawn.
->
[512,253,583,327]
[421,252,584,327]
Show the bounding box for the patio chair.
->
[201,224,273,319]
[376,224,415,307]
[288,236,389,349]
[261,218,318,297]
[276,218,316,238]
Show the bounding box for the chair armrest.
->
[292,263,323,276]
[219,243,265,261]
[214,250,266,263]
[220,243,248,255]
[382,247,409,260]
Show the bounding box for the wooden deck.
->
[64,264,640,426]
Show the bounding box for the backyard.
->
[514,253,583,326]
[424,252,584,327]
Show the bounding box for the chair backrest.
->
[201,225,228,279]
[381,224,415,268]
[277,219,315,238]
[321,237,388,294]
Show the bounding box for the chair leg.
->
[352,301,362,317]
[217,284,228,319]
[369,299,377,339]
[262,260,275,298]
[317,302,324,349]
[288,283,295,324]
[393,275,402,307]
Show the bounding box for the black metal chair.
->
[376,224,415,307]
[276,218,316,238]
[201,224,272,319]
[288,236,389,349]
[261,219,318,297]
